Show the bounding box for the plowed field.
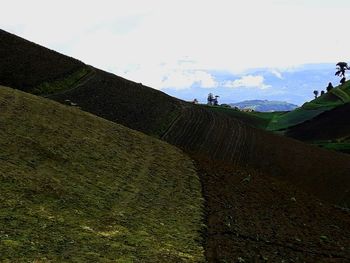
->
[47,69,182,137]
[163,106,350,206]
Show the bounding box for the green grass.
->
[31,67,91,96]
[0,86,204,262]
[265,107,330,131]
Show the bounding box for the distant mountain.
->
[229,100,299,112]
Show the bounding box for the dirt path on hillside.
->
[194,157,350,262]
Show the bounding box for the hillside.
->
[268,82,350,153]
[0,29,86,92]
[0,86,204,262]
[229,99,298,112]
[163,105,350,206]
[2,29,350,262]
[47,68,182,137]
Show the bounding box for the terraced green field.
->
[267,81,350,131]
[0,86,204,262]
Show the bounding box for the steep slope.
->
[47,68,182,137]
[0,29,182,137]
[0,29,86,92]
[0,86,204,262]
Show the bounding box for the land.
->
[1,28,350,262]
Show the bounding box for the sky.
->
[1,0,350,104]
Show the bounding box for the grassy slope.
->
[0,86,204,262]
[267,81,350,131]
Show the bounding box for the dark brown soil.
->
[195,157,350,262]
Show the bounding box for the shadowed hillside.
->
[287,103,350,141]
[286,103,350,153]
[0,29,85,92]
[0,86,204,262]
[47,68,182,137]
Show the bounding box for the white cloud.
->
[224,75,271,89]
[162,70,217,90]
[270,69,283,79]
[121,66,217,90]
[2,0,350,90]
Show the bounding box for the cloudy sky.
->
[2,0,350,104]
